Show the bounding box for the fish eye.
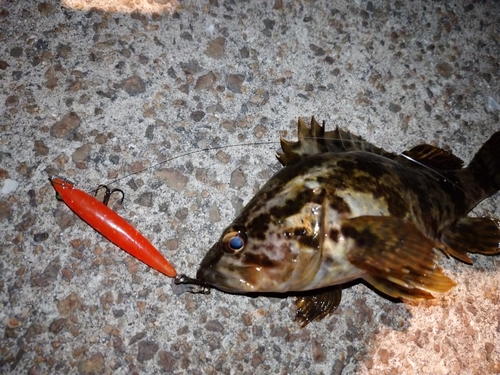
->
[222,230,247,254]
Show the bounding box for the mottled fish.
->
[178,118,500,326]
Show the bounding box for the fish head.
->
[196,177,328,294]
[196,221,323,293]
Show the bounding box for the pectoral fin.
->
[294,286,342,327]
[342,216,456,300]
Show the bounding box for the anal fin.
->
[294,286,342,327]
[364,275,434,300]
[442,216,500,264]
[342,216,457,299]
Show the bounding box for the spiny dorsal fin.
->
[400,144,464,171]
[342,216,456,299]
[276,117,397,166]
[323,126,396,158]
[277,117,326,166]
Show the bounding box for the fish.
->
[185,117,500,326]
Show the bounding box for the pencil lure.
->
[49,176,177,278]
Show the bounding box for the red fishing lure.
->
[49,176,177,277]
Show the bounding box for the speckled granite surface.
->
[1,1,500,374]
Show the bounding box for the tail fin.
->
[467,131,500,197]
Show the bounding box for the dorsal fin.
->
[277,117,397,166]
[276,117,467,171]
[399,144,464,170]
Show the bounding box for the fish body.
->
[195,118,500,324]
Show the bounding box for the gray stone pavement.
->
[1,1,499,374]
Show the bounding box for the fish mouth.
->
[196,260,256,294]
[195,242,256,293]
[196,266,240,293]
[195,241,230,290]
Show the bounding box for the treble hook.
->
[95,184,125,206]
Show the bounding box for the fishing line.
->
[397,153,465,194]
[2,130,465,195]
[102,136,465,195]
[104,141,279,187]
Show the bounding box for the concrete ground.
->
[1,0,499,374]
